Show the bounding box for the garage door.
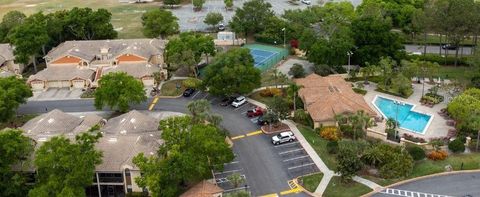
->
[142,77,154,86]
[72,80,85,89]
[31,81,45,90]
[61,80,71,87]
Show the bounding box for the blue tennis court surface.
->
[243,44,289,72]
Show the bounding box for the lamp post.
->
[282,27,286,48]
[347,51,353,73]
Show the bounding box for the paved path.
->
[404,44,473,55]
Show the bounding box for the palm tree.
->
[350,110,371,140]
[187,99,211,124]
[228,173,245,188]
[360,63,378,85]
[286,83,303,112]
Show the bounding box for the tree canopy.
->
[0,77,33,122]
[204,12,224,29]
[94,72,147,112]
[29,128,102,197]
[447,88,480,130]
[142,9,179,39]
[133,116,234,196]
[0,11,26,42]
[0,129,34,197]
[229,0,274,36]
[202,48,261,96]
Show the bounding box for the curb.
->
[260,124,290,135]
[157,94,183,99]
[361,169,480,197]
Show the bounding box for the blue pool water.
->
[373,96,432,134]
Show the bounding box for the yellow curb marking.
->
[231,135,245,140]
[279,188,302,195]
[148,97,159,111]
[259,193,278,197]
[246,130,263,136]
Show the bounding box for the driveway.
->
[18,92,313,196]
[29,88,84,101]
[373,172,480,197]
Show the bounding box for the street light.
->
[347,51,353,73]
[281,27,286,48]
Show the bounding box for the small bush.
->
[352,88,367,95]
[289,63,306,78]
[406,54,471,66]
[406,146,426,161]
[312,64,331,76]
[427,150,448,161]
[327,140,339,154]
[448,139,466,153]
[182,77,202,88]
[320,126,341,141]
[259,88,283,97]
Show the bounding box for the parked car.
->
[247,107,264,117]
[257,115,268,125]
[442,44,457,50]
[231,96,246,108]
[218,23,225,31]
[220,97,235,106]
[301,0,311,5]
[183,88,195,97]
[271,131,296,145]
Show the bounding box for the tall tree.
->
[94,72,147,112]
[202,48,261,96]
[229,0,274,38]
[142,9,179,39]
[0,77,33,122]
[286,83,303,112]
[8,12,50,73]
[29,129,102,197]
[0,129,34,197]
[133,116,234,196]
[0,11,26,42]
[204,12,224,30]
[63,7,117,40]
[187,99,222,125]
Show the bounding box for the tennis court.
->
[244,44,289,72]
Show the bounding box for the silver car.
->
[272,131,296,145]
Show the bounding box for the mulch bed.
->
[261,123,290,134]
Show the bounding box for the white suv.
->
[301,0,311,5]
[272,131,296,145]
[231,96,246,108]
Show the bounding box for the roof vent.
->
[108,137,117,142]
[120,130,127,135]
[130,118,136,123]
[47,118,55,124]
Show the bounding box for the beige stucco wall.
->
[313,120,337,129]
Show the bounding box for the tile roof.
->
[180,180,224,197]
[295,74,376,122]
[95,132,163,171]
[27,65,95,82]
[45,39,167,62]
[102,62,160,78]
[102,110,159,135]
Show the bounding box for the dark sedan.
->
[183,88,195,97]
[220,97,235,106]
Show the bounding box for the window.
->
[98,173,123,183]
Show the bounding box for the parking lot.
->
[270,140,320,179]
[213,155,250,194]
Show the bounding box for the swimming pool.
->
[372,95,433,134]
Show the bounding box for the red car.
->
[247,107,264,117]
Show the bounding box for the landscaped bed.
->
[160,79,186,97]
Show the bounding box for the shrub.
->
[259,88,282,97]
[312,64,331,76]
[182,78,202,89]
[352,87,367,95]
[448,139,466,153]
[379,152,413,179]
[406,54,470,66]
[289,63,306,78]
[406,146,426,161]
[320,126,341,141]
[427,150,448,161]
[293,109,313,128]
[327,140,339,154]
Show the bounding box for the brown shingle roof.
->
[102,62,160,78]
[27,65,95,82]
[295,74,375,122]
[180,180,223,197]
[0,44,15,65]
[102,110,159,135]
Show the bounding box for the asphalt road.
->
[18,94,310,197]
[373,172,480,197]
[404,44,473,55]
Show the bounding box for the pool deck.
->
[362,82,453,140]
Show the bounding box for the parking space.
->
[271,140,320,179]
[213,156,250,194]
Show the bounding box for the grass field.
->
[160,79,186,96]
[324,177,373,197]
[299,173,323,192]
[0,0,160,39]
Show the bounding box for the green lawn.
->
[0,0,159,39]
[323,177,372,197]
[0,114,37,130]
[160,79,186,97]
[401,33,476,46]
[298,125,337,169]
[433,66,474,80]
[299,173,323,192]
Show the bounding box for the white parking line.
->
[201,93,209,99]
[191,91,201,99]
[224,161,240,165]
[288,163,315,170]
[278,148,304,155]
[241,110,249,114]
[214,169,243,175]
[233,104,248,111]
[274,141,299,148]
[223,185,250,193]
[283,155,310,162]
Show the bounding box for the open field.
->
[0,0,161,38]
